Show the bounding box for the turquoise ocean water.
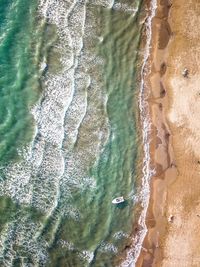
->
[0,0,148,266]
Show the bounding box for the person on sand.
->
[168,215,174,223]
[182,68,189,78]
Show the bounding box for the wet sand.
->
[136,0,200,266]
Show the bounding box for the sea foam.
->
[0,0,110,265]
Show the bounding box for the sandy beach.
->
[136,0,200,266]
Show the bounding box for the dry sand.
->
[136,0,200,266]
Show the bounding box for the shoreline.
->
[119,1,158,266]
[136,0,174,265]
[137,0,200,266]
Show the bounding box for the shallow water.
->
[0,0,145,266]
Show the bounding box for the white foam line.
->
[64,78,89,149]
[29,0,88,215]
[113,2,139,15]
[120,0,157,266]
[47,1,88,216]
